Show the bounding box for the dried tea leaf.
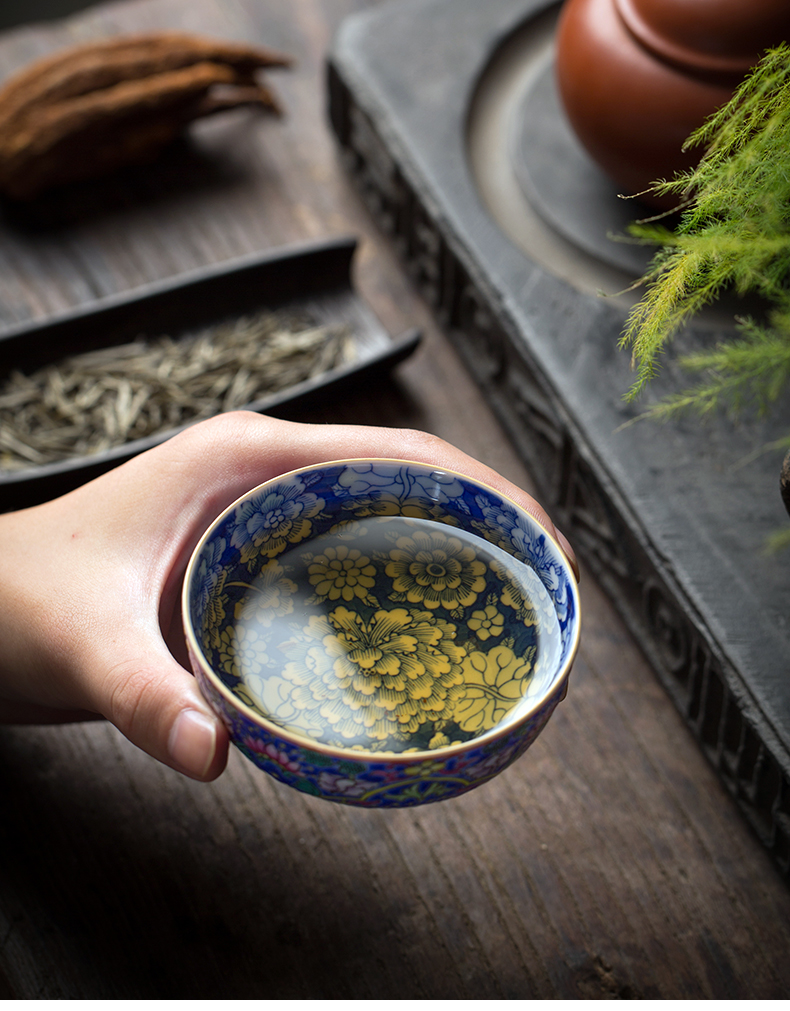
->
[0,310,356,471]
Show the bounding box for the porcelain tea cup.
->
[183,458,580,806]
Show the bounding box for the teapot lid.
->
[616,0,790,75]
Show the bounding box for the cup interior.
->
[185,459,579,756]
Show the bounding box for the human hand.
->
[0,411,577,781]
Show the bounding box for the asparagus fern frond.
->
[620,44,790,407]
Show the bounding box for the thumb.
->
[89,640,229,781]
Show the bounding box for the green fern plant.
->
[620,42,790,434]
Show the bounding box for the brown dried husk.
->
[0,32,292,198]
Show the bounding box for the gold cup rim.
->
[182,457,582,762]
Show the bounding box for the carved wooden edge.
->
[327,58,790,877]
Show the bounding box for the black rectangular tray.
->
[328,0,790,873]
[0,235,420,511]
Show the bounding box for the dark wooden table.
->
[1,0,789,999]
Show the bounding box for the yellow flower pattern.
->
[306,545,377,603]
[385,528,487,610]
[468,604,505,640]
[200,515,559,753]
[281,606,465,744]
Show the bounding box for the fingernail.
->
[168,709,217,779]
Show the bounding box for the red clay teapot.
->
[555,0,790,206]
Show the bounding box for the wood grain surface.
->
[0,0,788,999]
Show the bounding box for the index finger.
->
[172,413,580,581]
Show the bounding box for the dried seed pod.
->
[0,32,293,198]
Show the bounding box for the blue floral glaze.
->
[184,459,580,807]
